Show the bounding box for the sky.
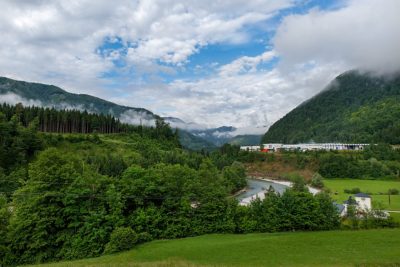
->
[1,0,400,134]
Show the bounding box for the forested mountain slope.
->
[0,76,157,121]
[0,77,218,149]
[262,71,400,144]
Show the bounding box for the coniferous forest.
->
[0,104,342,266]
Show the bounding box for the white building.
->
[354,193,372,211]
[240,143,369,152]
[340,193,372,216]
[240,145,261,151]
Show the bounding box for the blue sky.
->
[0,0,399,133]
[98,0,342,83]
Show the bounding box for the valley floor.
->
[324,179,400,212]
[30,229,400,267]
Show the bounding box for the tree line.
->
[0,103,179,143]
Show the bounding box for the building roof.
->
[354,193,371,198]
[343,198,357,205]
[334,203,345,214]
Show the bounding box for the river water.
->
[236,178,288,205]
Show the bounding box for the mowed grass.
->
[30,229,400,267]
[324,179,400,211]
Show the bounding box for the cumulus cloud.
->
[0,0,292,95]
[274,0,400,73]
[219,51,276,76]
[115,60,344,132]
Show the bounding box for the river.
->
[236,178,289,206]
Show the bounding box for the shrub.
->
[104,227,138,254]
[310,173,324,188]
[137,232,153,244]
[344,187,361,194]
[388,188,399,195]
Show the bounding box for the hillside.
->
[0,77,218,149]
[31,230,400,267]
[262,71,400,144]
[177,130,217,151]
[0,77,157,123]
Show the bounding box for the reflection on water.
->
[236,179,288,201]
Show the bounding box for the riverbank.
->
[247,175,321,194]
[236,176,321,206]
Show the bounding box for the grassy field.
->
[324,179,400,211]
[30,229,400,267]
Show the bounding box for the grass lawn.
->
[324,179,400,211]
[30,229,400,267]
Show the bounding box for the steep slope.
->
[0,77,157,123]
[262,71,400,144]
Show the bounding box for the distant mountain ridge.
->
[0,77,157,124]
[262,71,400,144]
[163,117,262,146]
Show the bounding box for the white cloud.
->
[115,61,344,132]
[274,0,400,73]
[219,51,276,76]
[0,0,292,96]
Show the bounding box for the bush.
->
[137,232,153,244]
[344,187,361,194]
[104,227,138,254]
[388,188,399,195]
[310,173,324,188]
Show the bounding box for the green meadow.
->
[324,179,400,211]
[30,229,400,267]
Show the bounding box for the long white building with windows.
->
[241,143,369,152]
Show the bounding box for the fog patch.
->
[119,109,156,127]
[0,93,43,107]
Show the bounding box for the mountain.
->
[0,76,158,125]
[228,135,262,146]
[177,130,217,151]
[164,117,264,146]
[190,126,237,146]
[0,77,219,150]
[262,70,400,144]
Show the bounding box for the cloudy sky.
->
[1,0,399,133]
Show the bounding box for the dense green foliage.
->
[0,103,179,140]
[263,71,400,144]
[246,144,400,180]
[31,229,400,267]
[0,106,342,266]
[103,227,138,254]
[318,145,400,179]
